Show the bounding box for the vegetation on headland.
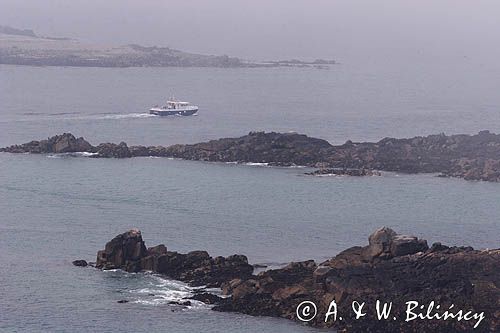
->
[0,25,335,68]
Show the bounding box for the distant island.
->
[0,25,335,68]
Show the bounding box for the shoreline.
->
[75,228,500,332]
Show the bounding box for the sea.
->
[1,62,500,332]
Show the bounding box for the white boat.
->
[149,98,199,116]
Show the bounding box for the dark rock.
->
[94,142,131,158]
[90,228,499,332]
[214,229,497,332]
[189,292,223,305]
[389,234,428,257]
[429,242,450,252]
[148,244,167,255]
[117,300,129,303]
[305,168,381,176]
[96,228,147,272]
[168,300,191,306]
[1,133,92,154]
[95,230,253,286]
[72,259,88,267]
[129,145,150,157]
[4,130,500,182]
[52,134,93,153]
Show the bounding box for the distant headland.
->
[2,130,500,182]
[0,25,335,68]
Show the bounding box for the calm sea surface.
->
[1,63,499,332]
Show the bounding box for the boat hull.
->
[149,108,198,116]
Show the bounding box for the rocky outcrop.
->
[95,229,253,287]
[93,142,132,158]
[161,131,334,166]
[88,228,499,332]
[96,229,148,271]
[4,130,500,181]
[0,133,92,154]
[212,228,498,332]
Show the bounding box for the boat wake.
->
[98,113,157,120]
[12,112,158,123]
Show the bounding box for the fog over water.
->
[2,0,500,67]
[1,2,500,332]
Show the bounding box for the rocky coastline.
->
[77,228,500,332]
[3,131,500,182]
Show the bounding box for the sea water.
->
[1,63,499,332]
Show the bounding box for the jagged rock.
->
[366,226,397,258]
[364,227,428,259]
[213,229,497,332]
[389,234,428,257]
[129,145,150,157]
[94,142,131,158]
[95,230,253,286]
[95,228,147,271]
[147,244,167,255]
[89,228,499,332]
[1,133,92,154]
[52,134,93,153]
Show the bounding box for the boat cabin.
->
[166,100,189,109]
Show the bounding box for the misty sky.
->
[1,0,500,64]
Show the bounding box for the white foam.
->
[126,275,210,309]
[46,152,98,158]
[100,113,157,120]
[244,162,269,166]
[75,152,99,157]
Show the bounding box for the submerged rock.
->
[189,292,223,305]
[305,168,381,176]
[72,259,88,267]
[168,300,192,306]
[88,228,499,332]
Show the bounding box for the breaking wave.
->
[105,271,214,309]
[47,152,98,158]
